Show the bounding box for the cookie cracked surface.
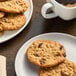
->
[26,40,66,67]
[0,13,26,31]
[0,12,5,18]
[40,59,76,76]
[0,0,29,13]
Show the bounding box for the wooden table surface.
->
[0,0,76,76]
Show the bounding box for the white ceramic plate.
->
[15,33,76,76]
[0,0,33,43]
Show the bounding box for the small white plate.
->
[15,33,76,76]
[0,0,33,43]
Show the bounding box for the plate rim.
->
[0,0,33,43]
[15,32,76,76]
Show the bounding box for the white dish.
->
[0,0,33,43]
[15,33,76,76]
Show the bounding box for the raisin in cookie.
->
[0,13,26,30]
[26,40,66,67]
[0,12,5,18]
[40,59,76,76]
[0,0,29,13]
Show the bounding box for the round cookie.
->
[0,0,29,13]
[40,59,76,76]
[0,13,26,30]
[0,12,5,18]
[26,40,66,67]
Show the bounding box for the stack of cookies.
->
[0,0,29,36]
[26,40,76,76]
